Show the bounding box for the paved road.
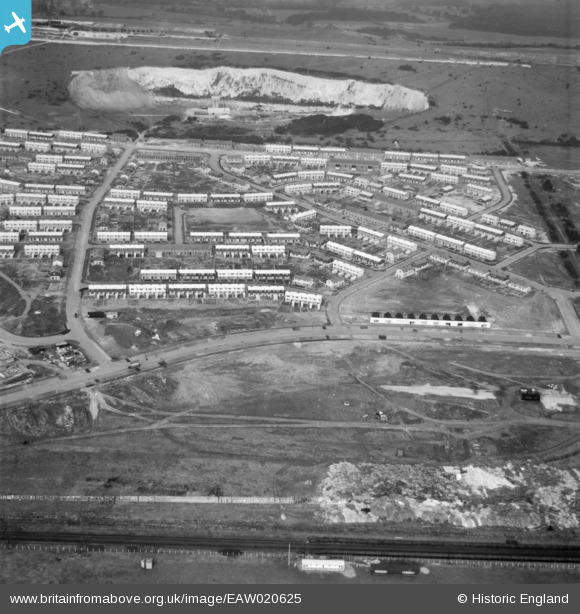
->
[2,143,579,411]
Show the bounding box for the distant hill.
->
[450,4,580,38]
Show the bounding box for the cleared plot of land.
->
[340,269,566,333]
[83,302,327,357]
[2,43,577,151]
[0,342,579,540]
[0,276,27,321]
[510,250,580,290]
[186,207,286,232]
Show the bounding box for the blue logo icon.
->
[0,1,31,56]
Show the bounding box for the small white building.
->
[300,558,345,572]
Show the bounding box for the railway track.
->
[2,532,579,564]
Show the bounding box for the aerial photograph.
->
[0,0,579,588]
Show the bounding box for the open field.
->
[505,171,580,246]
[1,41,577,151]
[186,207,287,233]
[0,277,26,320]
[339,269,566,333]
[0,342,579,537]
[510,250,580,290]
[2,547,579,585]
[83,302,327,357]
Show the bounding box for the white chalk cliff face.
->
[69,66,429,112]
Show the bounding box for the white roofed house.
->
[357,226,385,244]
[128,284,167,299]
[253,269,291,283]
[108,244,146,257]
[97,231,131,243]
[284,289,323,310]
[247,285,285,301]
[207,283,246,299]
[332,259,365,279]
[88,284,127,299]
[140,269,178,281]
[167,283,207,299]
[319,224,352,239]
[250,244,286,259]
[133,231,168,243]
[23,244,60,258]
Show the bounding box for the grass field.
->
[0,277,26,320]
[2,548,578,585]
[340,269,566,333]
[510,250,580,290]
[186,208,282,233]
[83,302,327,357]
[18,296,67,337]
[1,41,577,151]
[1,341,578,545]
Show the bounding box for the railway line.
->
[2,532,579,564]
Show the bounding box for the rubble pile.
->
[317,462,580,530]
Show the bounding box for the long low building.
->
[370,313,490,328]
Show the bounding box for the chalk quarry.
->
[316,462,580,530]
[69,66,429,113]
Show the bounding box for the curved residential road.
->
[0,144,135,365]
